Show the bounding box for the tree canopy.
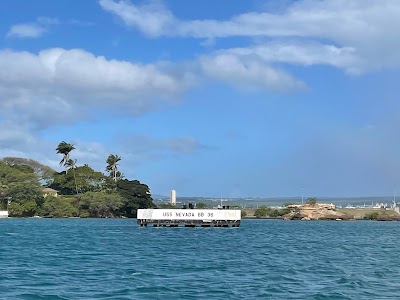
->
[1,157,55,184]
[106,154,122,182]
[56,141,76,172]
[307,197,317,205]
[0,161,43,216]
[0,142,155,218]
[116,179,155,217]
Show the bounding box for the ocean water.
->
[1,219,399,299]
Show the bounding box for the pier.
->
[137,209,241,227]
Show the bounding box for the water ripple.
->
[1,219,400,299]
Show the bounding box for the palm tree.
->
[56,141,76,173]
[65,159,79,195]
[106,154,121,182]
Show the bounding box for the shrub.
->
[307,197,317,205]
[254,206,270,218]
[196,202,207,209]
[364,211,379,220]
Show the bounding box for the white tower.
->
[170,189,176,206]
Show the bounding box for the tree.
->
[106,154,122,182]
[364,211,379,220]
[196,202,207,209]
[50,164,106,195]
[41,196,79,218]
[307,197,317,205]
[56,141,76,173]
[65,159,79,195]
[0,161,43,216]
[1,157,55,185]
[116,179,155,217]
[8,200,37,217]
[254,206,270,218]
[79,191,124,218]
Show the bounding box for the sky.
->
[1,0,400,198]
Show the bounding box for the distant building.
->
[170,189,176,206]
[43,187,58,198]
[0,211,8,218]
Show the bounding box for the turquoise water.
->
[1,219,399,299]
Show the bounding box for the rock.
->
[284,203,353,221]
[376,214,400,221]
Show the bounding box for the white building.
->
[170,189,176,206]
[0,211,9,218]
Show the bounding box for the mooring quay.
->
[137,209,241,227]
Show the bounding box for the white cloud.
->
[100,0,400,73]
[100,0,400,40]
[6,17,61,39]
[224,42,361,74]
[6,23,46,38]
[0,47,300,130]
[99,0,175,37]
[0,47,200,173]
[200,53,306,92]
[0,48,193,129]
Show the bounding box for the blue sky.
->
[1,0,400,198]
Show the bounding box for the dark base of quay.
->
[137,220,240,227]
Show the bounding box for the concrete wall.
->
[0,211,9,218]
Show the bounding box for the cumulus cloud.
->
[100,0,400,40]
[200,53,306,92]
[100,0,400,73]
[0,47,202,175]
[0,48,193,129]
[0,46,303,131]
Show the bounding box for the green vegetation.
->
[158,203,176,209]
[306,197,317,205]
[362,210,400,221]
[196,202,207,209]
[106,154,122,182]
[364,211,379,220]
[253,206,290,218]
[0,142,155,218]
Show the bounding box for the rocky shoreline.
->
[282,203,352,220]
[243,203,400,221]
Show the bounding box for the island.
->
[0,142,155,218]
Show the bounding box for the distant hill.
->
[152,194,168,200]
[153,196,396,208]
